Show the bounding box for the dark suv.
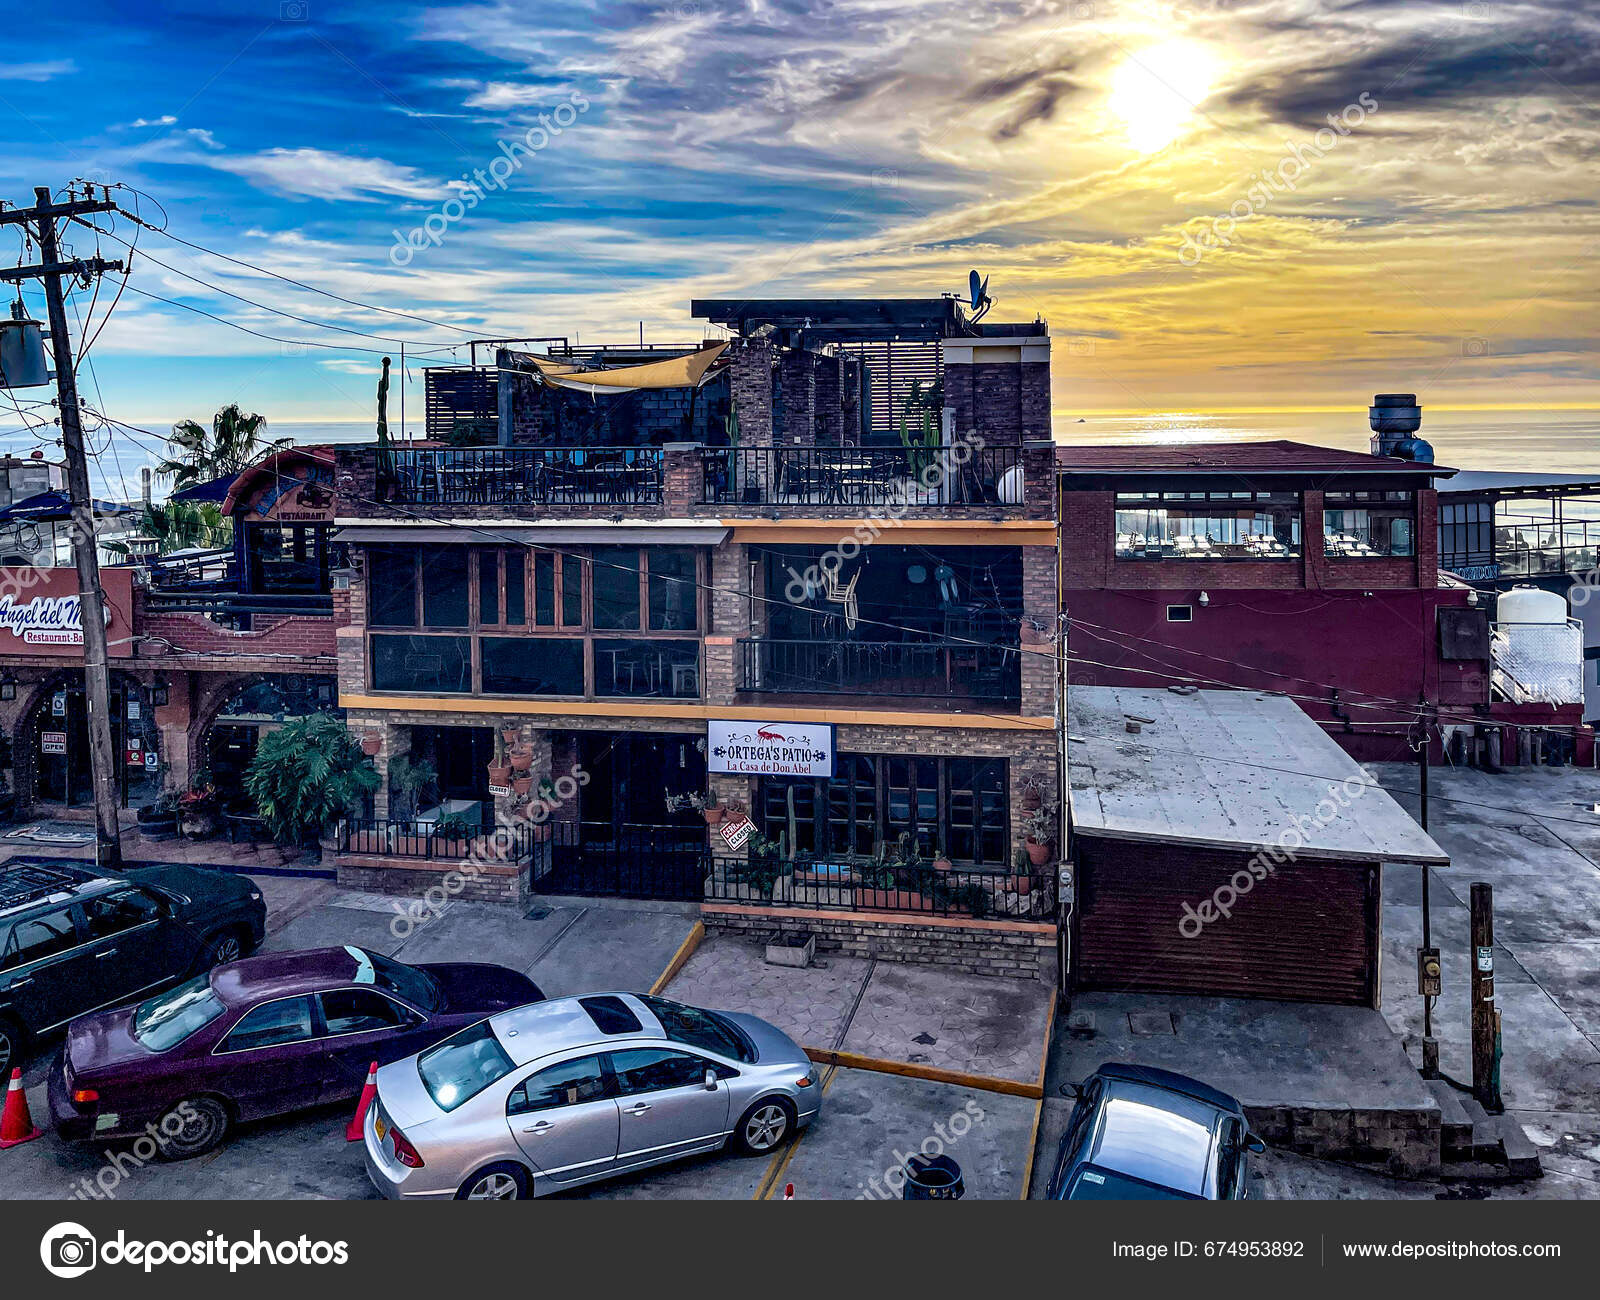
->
[0,859,266,1075]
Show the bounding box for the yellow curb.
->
[1019,988,1058,1200]
[648,921,705,995]
[754,1065,836,1200]
[802,1048,1042,1100]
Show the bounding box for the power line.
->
[120,282,401,357]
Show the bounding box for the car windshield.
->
[1066,1166,1198,1201]
[418,1020,513,1112]
[132,974,227,1051]
[361,949,440,1013]
[638,995,754,1063]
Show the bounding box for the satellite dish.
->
[967,270,993,323]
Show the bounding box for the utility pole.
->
[1470,882,1503,1111]
[1410,695,1440,1076]
[0,186,125,869]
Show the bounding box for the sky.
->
[1,0,1596,445]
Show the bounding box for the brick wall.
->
[137,610,338,659]
[703,904,1057,982]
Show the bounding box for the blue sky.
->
[1,0,1596,459]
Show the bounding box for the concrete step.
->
[1458,1095,1505,1163]
[1492,1114,1543,1179]
[1426,1079,1475,1159]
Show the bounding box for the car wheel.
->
[0,1016,21,1079]
[155,1097,231,1160]
[733,1097,796,1155]
[203,929,248,967]
[456,1162,530,1201]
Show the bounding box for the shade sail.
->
[524,341,728,395]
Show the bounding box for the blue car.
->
[1047,1062,1265,1200]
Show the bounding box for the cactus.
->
[785,785,798,860]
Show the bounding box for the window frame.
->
[1113,489,1303,562]
[213,994,320,1055]
[504,1052,614,1117]
[315,986,421,1038]
[1323,489,1417,559]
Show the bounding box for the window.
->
[133,974,226,1051]
[320,988,410,1035]
[760,755,1008,866]
[1166,604,1193,622]
[648,547,698,631]
[561,554,584,626]
[366,950,441,1012]
[591,547,641,629]
[368,546,418,627]
[594,640,700,698]
[1324,490,1415,558]
[419,1020,514,1112]
[219,996,316,1052]
[421,548,470,626]
[1438,501,1493,567]
[481,637,584,695]
[2,910,79,968]
[247,524,332,594]
[371,634,472,693]
[609,1048,709,1095]
[81,889,163,940]
[1115,491,1301,560]
[506,1055,609,1115]
[638,995,755,1063]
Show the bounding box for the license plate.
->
[374,1114,387,1142]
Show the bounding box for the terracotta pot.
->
[508,748,533,773]
[702,805,726,825]
[512,775,533,796]
[1010,873,1035,895]
[855,887,926,913]
[1025,837,1051,866]
[487,763,512,785]
[501,728,520,746]
[933,857,953,872]
[360,733,382,757]
[1019,784,1042,813]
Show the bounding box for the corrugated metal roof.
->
[1067,686,1448,865]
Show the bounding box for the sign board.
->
[488,784,512,798]
[41,731,66,755]
[239,454,337,524]
[1476,945,1494,973]
[707,721,834,777]
[719,814,754,850]
[0,568,135,657]
[51,692,66,716]
[126,699,140,721]
[143,750,159,772]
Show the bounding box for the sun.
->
[1107,39,1219,153]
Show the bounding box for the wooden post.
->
[1470,882,1501,1110]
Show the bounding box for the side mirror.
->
[1243,1133,1266,1155]
[704,1067,719,1091]
[1059,1082,1082,1100]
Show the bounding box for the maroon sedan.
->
[49,945,541,1158]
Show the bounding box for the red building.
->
[1057,438,1502,762]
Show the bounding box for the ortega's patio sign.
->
[707,721,834,777]
[0,568,135,656]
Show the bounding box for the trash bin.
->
[902,1154,964,1200]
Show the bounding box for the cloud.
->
[0,59,75,81]
[203,147,449,202]
[129,115,178,128]
[463,81,565,109]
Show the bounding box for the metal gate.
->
[533,821,710,901]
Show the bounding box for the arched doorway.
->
[203,676,339,802]
[27,671,160,810]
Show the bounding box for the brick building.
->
[329,296,1062,979]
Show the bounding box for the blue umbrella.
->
[0,490,135,522]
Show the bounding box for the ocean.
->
[2,409,1596,497]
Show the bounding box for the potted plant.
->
[508,745,534,773]
[487,757,512,786]
[388,754,438,824]
[666,789,724,825]
[731,830,791,899]
[932,838,953,873]
[432,811,475,857]
[178,780,219,838]
[855,834,928,912]
[360,731,382,757]
[501,727,520,746]
[243,713,381,858]
[1021,804,1057,867]
[511,774,534,797]
[1009,846,1035,895]
[136,792,180,840]
[1019,775,1043,813]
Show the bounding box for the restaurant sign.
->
[0,568,134,656]
[707,721,834,777]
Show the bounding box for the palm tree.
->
[103,500,231,558]
[158,404,287,492]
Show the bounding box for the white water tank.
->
[0,315,50,389]
[1497,585,1567,624]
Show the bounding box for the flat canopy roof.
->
[691,297,973,341]
[1438,471,1600,497]
[1068,686,1448,866]
[1056,439,1455,479]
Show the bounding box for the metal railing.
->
[143,590,333,616]
[338,817,533,863]
[737,637,1019,701]
[706,858,1056,919]
[533,821,710,901]
[701,444,1023,507]
[382,447,663,506]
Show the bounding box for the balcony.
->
[701,444,1021,508]
[381,447,663,507]
[737,637,1020,704]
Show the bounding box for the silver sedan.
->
[364,991,821,1199]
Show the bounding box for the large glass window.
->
[591,547,641,629]
[481,637,584,695]
[368,546,417,627]
[1439,501,1493,569]
[1324,491,1415,558]
[371,634,472,694]
[1114,491,1301,560]
[760,755,1008,866]
[594,640,699,698]
[648,547,698,631]
[421,548,470,626]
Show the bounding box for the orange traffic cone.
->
[346,1061,379,1142]
[0,1068,42,1149]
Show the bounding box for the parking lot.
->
[0,875,1051,1202]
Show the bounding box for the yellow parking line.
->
[648,921,705,995]
[1019,988,1058,1199]
[753,1065,836,1200]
